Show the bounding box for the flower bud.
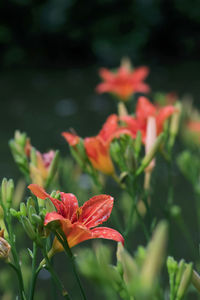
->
[45,150,59,188]
[136,133,164,176]
[0,237,11,259]
[176,263,193,300]
[140,221,168,289]
[20,202,27,216]
[117,242,138,284]
[21,216,36,241]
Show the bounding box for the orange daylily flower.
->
[96,61,150,101]
[28,184,124,250]
[62,114,134,175]
[121,97,176,142]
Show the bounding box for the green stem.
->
[55,231,87,300]
[28,242,38,300]
[7,213,26,300]
[124,175,150,242]
[42,248,71,300]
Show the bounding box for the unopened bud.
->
[167,256,178,274]
[116,242,138,284]
[175,259,186,293]
[20,202,27,216]
[10,208,21,218]
[21,216,36,240]
[31,214,43,226]
[6,179,14,208]
[118,102,128,117]
[134,131,142,158]
[141,221,168,289]
[192,270,200,293]
[136,133,164,176]
[45,150,59,188]
[176,263,193,300]
[30,147,37,166]
[170,102,181,137]
[0,237,11,259]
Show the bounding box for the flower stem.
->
[55,231,87,300]
[6,213,26,300]
[28,242,39,300]
[41,247,71,300]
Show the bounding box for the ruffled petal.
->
[90,227,124,245]
[78,195,114,228]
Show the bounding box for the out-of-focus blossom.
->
[121,97,176,142]
[29,150,56,187]
[10,131,59,187]
[96,59,150,101]
[28,184,124,252]
[62,114,134,175]
[145,117,157,173]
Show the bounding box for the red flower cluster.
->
[96,62,150,101]
[62,97,175,175]
[28,184,124,249]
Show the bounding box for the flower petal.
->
[62,132,80,146]
[136,97,156,123]
[99,68,114,81]
[28,184,61,212]
[156,106,175,134]
[44,212,65,226]
[60,192,79,220]
[99,114,118,143]
[78,195,114,228]
[90,227,124,245]
[131,66,149,82]
[84,136,114,174]
[28,184,50,199]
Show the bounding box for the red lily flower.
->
[28,184,124,249]
[96,61,150,101]
[62,114,134,175]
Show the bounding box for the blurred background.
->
[1,0,200,299]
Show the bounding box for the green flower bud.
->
[10,208,21,218]
[28,206,37,224]
[45,150,59,188]
[20,203,27,216]
[116,242,138,284]
[141,221,168,289]
[31,214,43,226]
[176,263,193,300]
[136,133,164,176]
[134,130,142,158]
[21,216,36,241]
[174,259,186,294]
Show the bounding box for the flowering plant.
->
[0,59,200,300]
